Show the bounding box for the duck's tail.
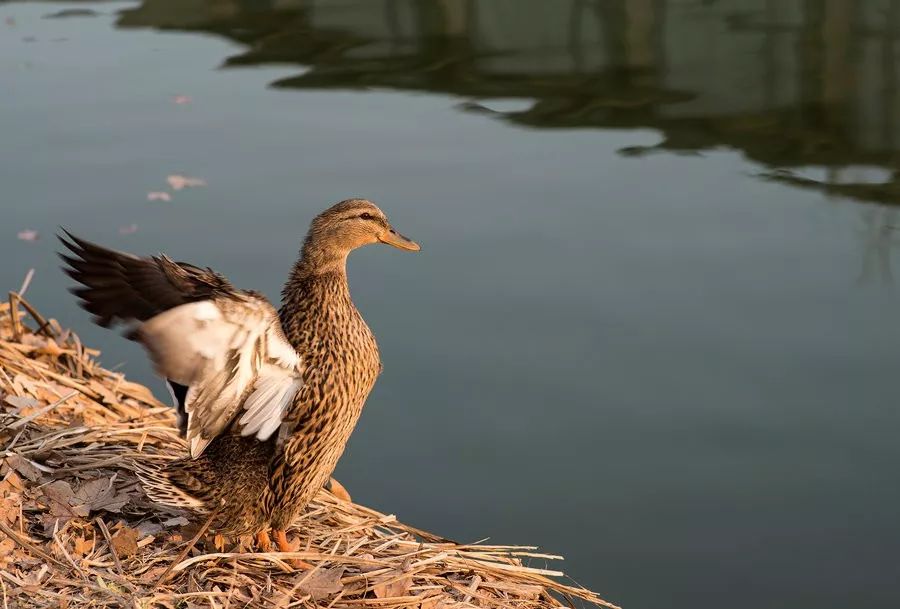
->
[132,460,209,512]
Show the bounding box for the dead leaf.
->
[147,191,172,202]
[118,224,138,235]
[75,477,129,513]
[162,516,189,528]
[0,495,18,524]
[0,536,15,568]
[142,565,168,580]
[173,95,192,105]
[373,573,412,599]
[35,338,65,357]
[72,535,92,556]
[419,596,443,609]
[21,565,48,591]
[88,380,118,406]
[297,566,345,600]
[2,471,25,491]
[41,478,93,537]
[17,229,39,242]
[5,394,40,409]
[42,480,85,519]
[357,553,380,573]
[5,454,43,483]
[167,175,206,190]
[110,527,138,557]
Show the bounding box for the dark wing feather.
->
[58,230,237,327]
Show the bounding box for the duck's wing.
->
[58,230,237,327]
[59,233,303,458]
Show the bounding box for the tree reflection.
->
[113,0,900,215]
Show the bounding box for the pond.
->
[2,1,899,608]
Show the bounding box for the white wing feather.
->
[135,296,303,458]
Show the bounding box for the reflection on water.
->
[858,206,900,284]
[115,0,900,205]
[5,2,900,608]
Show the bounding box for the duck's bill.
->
[380,229,420,252]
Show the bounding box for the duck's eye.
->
[359,212,375,221]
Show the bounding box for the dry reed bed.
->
[0,290,618,609]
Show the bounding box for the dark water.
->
[3,1,900,607]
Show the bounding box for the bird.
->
[59,198,419,553]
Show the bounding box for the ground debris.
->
[0,291,618,609]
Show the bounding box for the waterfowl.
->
[59,199,419,551]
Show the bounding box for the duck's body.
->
[268,267,381,530]
[60,199,419,544]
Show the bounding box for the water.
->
[2,1,900,607]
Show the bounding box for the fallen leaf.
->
[88,380,118,406]
[142,565,168,580]
[418,596,443,609]
[21,565,48,591]
[357,553,380,573]
[373,573,412,599]
[162,516,189,528]
[167,175,206,190]
[0,537,15,567]
[75,477,129,513]
[147,191,172,202]
[2,471,25,491]
[5,17,15,27]
[5,454,43,483]
[118,223,138,235]
[35,338,65,357]
[110,527,139,557]
[297,566,345,600]
[42,480,85,517]
[0,496,18,524]
[17,229,38,241]
[4,394,40,409]
[72,535,92,556]
[173,95,192,105]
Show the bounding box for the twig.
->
[0,520,68,570]
[7,293,20,342]
[14,293,55,338]
[95,517,124,578]
[156,507,221,586]
[7,391,77,429]
[53,527,86,580]
[18,269,34,298]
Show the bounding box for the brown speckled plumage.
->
[59,199,419,542]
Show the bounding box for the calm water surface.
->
[2,2,900,608]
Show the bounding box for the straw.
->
[0,288,619,609]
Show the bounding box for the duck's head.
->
[307,199,420,255]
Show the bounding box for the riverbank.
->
[0,290,617,609]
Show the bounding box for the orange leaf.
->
[110,527,139,557]
[72,535,92,556]
[373,574,412,599]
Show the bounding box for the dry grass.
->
[0,288,618,609]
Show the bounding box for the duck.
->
[59,199,420,552]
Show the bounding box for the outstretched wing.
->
[59,233,303,458]
[58,230,237,327]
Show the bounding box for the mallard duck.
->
[59,199,419,552]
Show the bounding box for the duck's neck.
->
[294,236,349,277]
[279,239,353,342]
